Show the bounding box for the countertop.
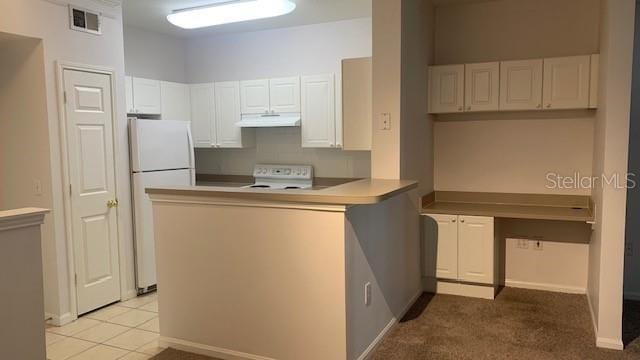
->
[147,178,419,205]
[421,191,594,222]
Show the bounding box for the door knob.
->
[107,199,118,208]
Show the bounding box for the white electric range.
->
[244,164,314,190]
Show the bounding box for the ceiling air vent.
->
[69,6,101,35]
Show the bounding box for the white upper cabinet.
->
[240,79,270,114]
[189,83,215,148]
[125,76,135,114]
[542,55,591,110]
[457,216,494,285]
[428,64,465,114]
[269,76,301,113]
[161,81,191,121]
[132,77,162,114]
[499,59,543,111]
[589,54,599,109]
[215,81,253,148]
[464,62,500,112]
[301,74,336,148]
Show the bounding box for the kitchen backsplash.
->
[195,127,371,178]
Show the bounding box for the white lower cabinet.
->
[457,215,494,284]
[423,214,495,286]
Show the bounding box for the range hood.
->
[236,113,301,128]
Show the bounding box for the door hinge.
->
[74,273,77,285]
[63,91,67,104]
[69,184,72,196]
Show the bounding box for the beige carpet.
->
[152,288,640,360]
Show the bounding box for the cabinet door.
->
[240,79,269,114]
[464,62,499,112]
[427,214,459,280]
[458,216,494,285]
[215,81,244,148]
[132,77,162,114]
[499,59,543,111]
[428,64,464,114]
[125,76,135,114]
[269,76,300,113]
[342,57,372,151]
[301,74,336,148]
[189,83,215,148]
[543,55,590,109]
[161,81,191,121]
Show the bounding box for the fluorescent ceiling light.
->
[167,0,297,29]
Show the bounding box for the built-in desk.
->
[422,191,594,223]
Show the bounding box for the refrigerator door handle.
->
[186,125,196,186]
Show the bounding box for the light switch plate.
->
[379,113,391,130]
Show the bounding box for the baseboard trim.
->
[504,279,586,294]
[160,336,275,360]
[358,290,423,360]
[46,312,73,326]
[596,337,624,350]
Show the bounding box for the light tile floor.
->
[45,292,164,360]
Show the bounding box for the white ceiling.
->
[123,0,372,38]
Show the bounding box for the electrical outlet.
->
[379,113,391,130]
[516,239,529,249]
[364,282,372,306]
[533,240,543,251]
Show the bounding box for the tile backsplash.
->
[195,127,371,178]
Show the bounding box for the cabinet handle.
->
[452,219,456,223]
[466,106,471,111]
[546,104,552,108]
[460,219,465,223]
[536,104,542,109]
[458,106,463,112]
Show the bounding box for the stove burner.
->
[284,186,301,190]
[249,185,271,188]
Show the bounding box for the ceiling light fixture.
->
[167,0,297,29]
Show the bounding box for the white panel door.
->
[240,79,270,114]
[458,216,494,285]
[269,76,301,113]
[301,74,336,148]
[132,77,162,114]
[428,64,464,113]
[63,69,120,315]
[464,62,499,112]
[499,59,543,111]
[125,76,134,113]
[189,83,215,148]
[161,81,191,121]
[430,214,459,280]
[215,81,244,148]
[543,55,591,109]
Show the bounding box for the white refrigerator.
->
[129,118,195,292]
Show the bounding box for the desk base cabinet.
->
[423,214,497,298]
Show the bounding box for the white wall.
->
[196,127,371,178]
[0,0,135,323]
[588,0,635,350]
[184,18,372,177]
[434,114,595,195]
[124,25,187,82]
